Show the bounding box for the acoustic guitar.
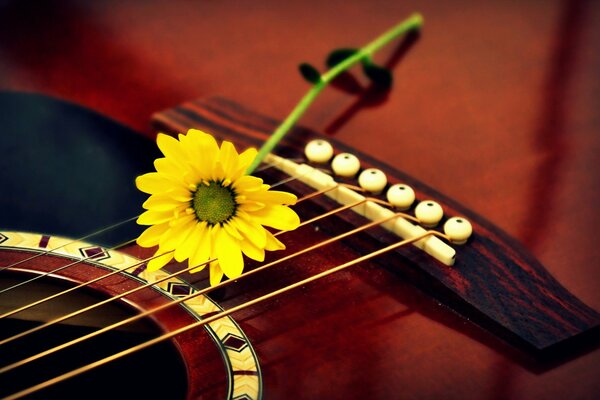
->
[0,92,597,399]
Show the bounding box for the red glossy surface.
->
[1,1,599,398]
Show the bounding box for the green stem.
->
[246,12,423,174]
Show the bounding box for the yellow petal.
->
[142,195,182,212]
[175,222,203,262]
[188,130,219,174]
[250,205,300,231]
[137,209,174,225]
[147,246,173,271]
[238,199,266,212]
[166,187,192,202]
[156,133,188,165]
[154,157,179,178]
[239,238,265,262]
[237,147,258,172]
[211,160,227,182]
[246,190,297,205]
[223,222,243,241]
[215,225,244,278]
[136,173,170,194]
[230,211,266,248]
[218,141,239,177]
[137,223,169,247]
[232,175,264,192]
[209,261,224,286]
[189,223,212,269]
[231,148,258,181]
[159,218,195,250]
[265,230,286,251]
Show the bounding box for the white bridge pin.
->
[415,200,444,227]
[305,139,334,163]
[386,184,415,210]
[358,168,387,193]
[332,153,360,177]
[444,217,473,244]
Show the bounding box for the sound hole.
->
[0,273,188,399]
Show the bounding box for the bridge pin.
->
[305,139,334,163]
[444,217,473,244]
[386,184,415,210]
[332,153,361,177]
[358,168,387,193]
[415,200,444,227]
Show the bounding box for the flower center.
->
[192,181,237,225]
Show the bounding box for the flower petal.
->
[237,147,258,172]
[209,261,224,285]
[230,211,266,248]
[136,172,170,195]
[174,222,202,262]
[147,246,173,271]
[215,225,244,278]
[137,209,174,225]
[246,190,297,205]
[137,223,169,247]
[230,148,258,180]
[154,157,179,178]
[156,133,188,165]
[238,200,266,212]
[187,130,219,175]
[142,195,182,212]
[218,141,239,178]
[159,218,195,251]
[250,205,300,231]
[189,223,212,270]
[166,187,193,202]
[232,175,264,192]
[239,238,265,262]
[265,231,286,251]
[223,222,243,241]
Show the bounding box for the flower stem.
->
[246,12,424,174]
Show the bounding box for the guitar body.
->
[0,93,598,399]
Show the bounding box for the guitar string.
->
[0,194,391,344]
[3,228,449,400]
[0,162,308,297]
[0,207,412,373]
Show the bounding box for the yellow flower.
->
[135,129,300,285]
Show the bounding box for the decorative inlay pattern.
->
[223,333,249,352]
[79,245,110,261]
